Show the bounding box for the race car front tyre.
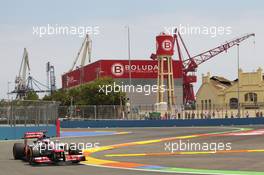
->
[28,147,39,165]
[13,143,25,160]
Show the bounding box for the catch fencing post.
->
[56,118,60,138]
[94,105,97,120]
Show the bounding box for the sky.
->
[0,0,263,99]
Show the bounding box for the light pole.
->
[126,26,132,90]
[7,81,11,101]
[125,25,132,119]
[237,44,240,117]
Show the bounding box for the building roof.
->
[210,76,232,90]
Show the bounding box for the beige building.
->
[196,68,264,111]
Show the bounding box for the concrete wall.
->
[0,125,56,140]
[61,118,264,128]
[116,78,183,105]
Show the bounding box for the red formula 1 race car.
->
[13,131,85,165]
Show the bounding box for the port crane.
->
[11,48,56,99]
[13,48,31,99]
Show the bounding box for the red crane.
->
[152,30,255,104]
[175,31,255,104]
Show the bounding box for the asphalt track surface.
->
[1,126,264,175]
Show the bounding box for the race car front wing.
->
[32,154,85,163]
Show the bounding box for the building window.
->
[201,100,204,110]
[229,98,238,109]
[205,100,208,110]
[209,99,212,110]
[245,93,257,103]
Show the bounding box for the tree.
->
[43,89,71,105]
[24,91,39,100]
[43,77,126,106]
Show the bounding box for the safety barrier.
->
[61,118,264,128]
[0,125,56,140]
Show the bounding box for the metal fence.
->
[0,100,59,126]
[185,103,264,119]
[58,103,264,120]
[58,105,124,120]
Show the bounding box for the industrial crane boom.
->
[70,34,92,72]
[183,33,255,73]
[18,48,30,84]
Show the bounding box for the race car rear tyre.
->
[69,143,82,155]
[69,148,82,155]
[69,150,79,155]
[13,143,25,160]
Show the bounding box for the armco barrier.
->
[61,118,264,128]
[0,125,56,140]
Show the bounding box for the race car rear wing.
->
[24,132,45,139]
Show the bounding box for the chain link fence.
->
[0,100,59,126]
[58,103,264,120]
[58,105,124,120]
[1,101,262,124]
